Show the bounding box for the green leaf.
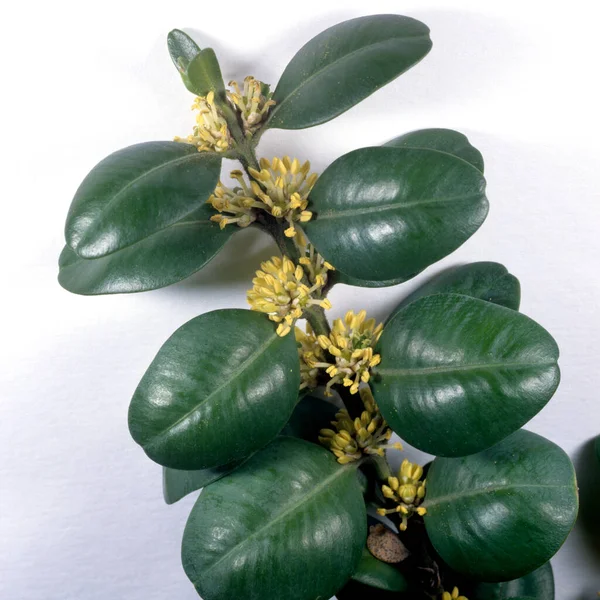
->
[128,309,300,470]
[281,394,339,443]
[65,142,221,258]
[336,579,400,599]
[424,430,578,581]
[168,29,201,73]
[267,15,432,130]
[162,394,338,504]
[351,547,408,592]
[186,48,225,96]
[58,205,234,295]
[182,436,366,600]
[385,128,484,173]
[372,294,560,457]
[386,262,521,323]
[471,562,554,600]
[305,147,488,283]
[162,459,244,505]
[595,434,600,463]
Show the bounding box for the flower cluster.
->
[316,310,384,395]
[295,323,325,390]
[208,157,316,235]
[318,387,401,464]
[227,76,276,135]
[377,459,427,531]
[441,587,468,600]
[174,91,231,153]
[247,256,331,337]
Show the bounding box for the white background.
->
[1,1,599,598]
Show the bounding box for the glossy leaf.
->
[186,48,225,96]
[425,430,578,581]
[162,459,244,505]
[182,436,367,600]
[281,394,339,443]
[58,205,234,295]
[65,142,221,258]
[305,147,488,283]
[386,262,521,323]
[163,394,338,504]
[351,547,408,591]
[385,128,484,173]
[268,15,432,130]
[372,294,560,457]
[128,310,300,470]
[471,562,554,600]
[167,29,201,73]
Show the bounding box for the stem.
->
[304,305,330,337]
[335,383,365,420]
[219,100,260,171]
[255,214,301,263]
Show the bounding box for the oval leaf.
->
[182,436,367,600]
[268,15,432,130]
[386,261,521,323]
[372,294,560,457]
[280,394,339,443]
[351,547,408,592]
[424,430,578,581]
[168,29,201,73]
[66,142,221,258]
[305,147,488,283]
[186,48,225,96]
[471,561,554,600]
[58,205,233,295]
[128,309,300,470]
[385,128,484,173]
[162,459,244,505]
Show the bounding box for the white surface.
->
[1,1,599,598]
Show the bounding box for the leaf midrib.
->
[312,192,484,221]
[269,33,430,123]
[143,330,281,446]
[424,482,569,510]
[203,463,354,577]
[377,360,557,378]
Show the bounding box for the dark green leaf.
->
[182,436,366,600]
[186,48,225,96]
[66,142,221,258]
[385,128,484,173]
[386,262,521,323]
[268,15,432,130]
[351,547,408,591]
[305,147,488,283]
[332,270,414,289]
[58,205,233,295]
[167,29,201,73]
[336,579,401,599]
[128,310,300,470]
[596,434,600,463]
[372,294,560,457]
[281,394,339,443]
[425,430,578,581]
[471,561,554,600]
[162,459,244,505]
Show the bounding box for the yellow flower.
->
[442,587,468,600]
[378,458,427,531]
[316,310,383,395]
[318,387,401,464]
[208,157,317,233]
[247,256,330,336]
[227,76,276,135]
[295,324,326,390]
[174,91,231,153]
